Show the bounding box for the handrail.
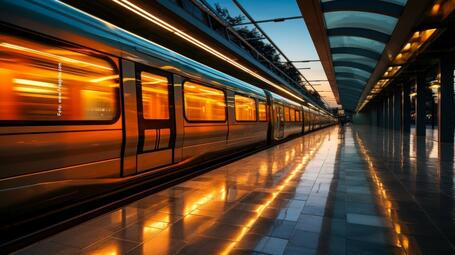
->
[178,0,329,109]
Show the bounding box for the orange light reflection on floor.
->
[220,137,325,255]
[355,134,409,254]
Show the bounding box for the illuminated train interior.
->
[0,0,336,249]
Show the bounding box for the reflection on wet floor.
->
[15,125,455,255]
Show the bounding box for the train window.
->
[290,108,295,122]
[183,82,226,121]
[284,107,290,122]
[274,103,284,121]
[295,110,300,122]
[235,95,256,121]
[0,33,119,122]
[258,101,267,121]
[141,72,169,120]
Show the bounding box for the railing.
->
[169,0,327,108]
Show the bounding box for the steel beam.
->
[394,85,402,131]
[388,95,394,129]
[438,55,454,143]
[402,81,411,133]
[416,73,426,136]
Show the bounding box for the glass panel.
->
[0,33,118,121]
[258,101,267,121]
[290,108,295,122]
[183,82,225,121]
[335,72,369,82]
[382,0,407,6]
[332,53,377,68]
[296,110,300,122]
[235,95,256,121]
[274,103,284,121]
[329,36,386,54]
[284,107,290,122]
[336,78,365,88]
[324,11,398,34]
[334,66,371,80]
[141,72,169,120]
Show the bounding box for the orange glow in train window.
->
[284,107,290,122]
[141,72,169,120]
[0,33,118,122]
[258,101,267,121]
[235,95,257,121]
[289,108,295,122]
[183,82,226,121]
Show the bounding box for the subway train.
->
[0,0,336,239]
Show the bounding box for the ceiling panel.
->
[321,0,407,111]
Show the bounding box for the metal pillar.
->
[370,106,377,126]
[394,85,402,131]
[416,73,426,137]
[388,95,394,129]
[377,101,383,127]
[402,82,411,133]
[384,98,389,129]
[438,55,454,143]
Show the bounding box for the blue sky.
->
[206,0,337,106]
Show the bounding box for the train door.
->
[273,103,284,139]
[135,65,175,172]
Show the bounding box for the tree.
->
[214,4,301,83]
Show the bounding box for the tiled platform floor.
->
[14,125,455,255]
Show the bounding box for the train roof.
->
[1,1,338,114]
[0,0,265,97]
[269,91,302,108]
[0,0,267,99]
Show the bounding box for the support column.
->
[416,73,426,137]
[388,95,394,129]
[382,97,389,129]
[377,101,383,127]
[402,81,411,133]
[394,85,402,131]
[370,106,377,126]
[439,55,454,143]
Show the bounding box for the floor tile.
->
[16,126,455,255]
[346,213,391,228]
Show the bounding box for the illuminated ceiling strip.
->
[358,28,438,112]
[109,0,309,104]
[57,1,334,114]
[0,42,113,71]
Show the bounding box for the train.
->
[0,0,336,239]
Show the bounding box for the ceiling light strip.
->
[358,28,438,112]
[112,0,307,104]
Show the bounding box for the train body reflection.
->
[0,0,335,243]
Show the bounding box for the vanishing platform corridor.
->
[15,126,455,255]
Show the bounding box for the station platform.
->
[14,125,455,255]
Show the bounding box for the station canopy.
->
[299,0,408,111]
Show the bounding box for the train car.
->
[268,91,303,141]
[0,0,336,241]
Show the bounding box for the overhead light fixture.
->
[429,0,455,19]
[429,81,440,89]
[107,0,308,104]
[383,66,402,78]
[359,28,437,112]
[393,29,437,65]
[376,79,391,89]
[358,100,369,112]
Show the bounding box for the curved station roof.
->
[299,0,410,111]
